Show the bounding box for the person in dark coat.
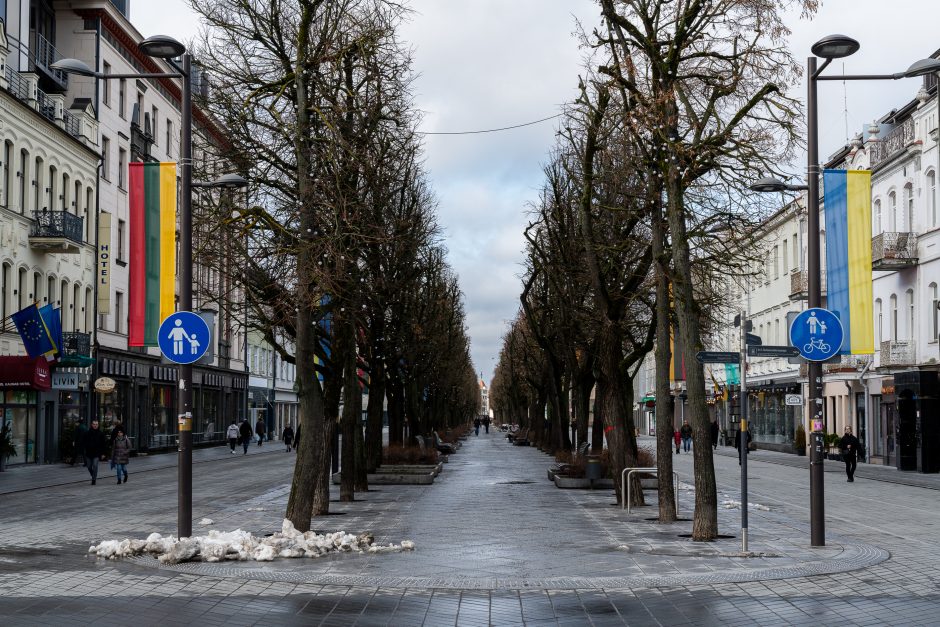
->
[111,428,131,484]
[72,420,88,466]
[674,429,681,454]
[680,420,693,452]
[483,416,490,434]
[239,419,253,455]
[734,427,752,465]
[255,418,266,446]
[81,420,107,485]
[473,417,481,436]
[840,426,861,482]
[283,424,295,453]
[710,419,720,451]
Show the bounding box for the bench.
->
[433,431,456,455]
[549,441,590,478]
[512,428,531,446]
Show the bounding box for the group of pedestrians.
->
[225,418,298,454]
[473,416,490,436]
[74,419,131,485]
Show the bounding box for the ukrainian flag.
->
[823,169,874,355]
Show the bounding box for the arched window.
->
[930,283,938,343]
[1,263,10,321]
[33,156,44,213]
[61,172,70,211]
[72,283,81,331]
[47,165,56,210]
[46,276,56,307]
[906,288,915,341]
[873,199,882,234]
[875,298,883,347]
[888,191,897,231]
[928,171,937,228]
[18,149,29,214]
[2,140,12,208]
[904,184,914,232]
[890,294,898,341]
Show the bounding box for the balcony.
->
[824,354,872,374]
[29,210,84,253]
[869,118,915,168]
[789,270,826,301]
[4,67,86,143]
[880,340,915,368]
[28,32,69,91]
[872,232,918,270]
[59,332,94,367]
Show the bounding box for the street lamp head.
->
[903,58,940,78]
[50,58,98,77]
[138,35,186,59]
[811,34,860,60]
[211,173,249,189]
[750,177,793,193]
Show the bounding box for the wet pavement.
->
[0,431,938,625]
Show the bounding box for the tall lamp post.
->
[751,35,940,547]
[54,37,248,538]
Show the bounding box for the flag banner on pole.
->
[129,162,177,346]
[823,169,873,355]
[11,304,56,357]
[38,304,62,360]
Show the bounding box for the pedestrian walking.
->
[255,418,266,447]
[680,419,693,452]
[226,420,240,454]
[710,419,720,451]
[674,428,681,454]
[81,420,107,485]
[111,428,131,484]
[840,426,861,482]
[239,419,253,455]
[283,424,295,453]
[72,420,87,466]
[474,417,481,436]
[735,427,752,466]
[483,416,490,434]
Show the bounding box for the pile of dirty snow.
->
[721,499,770,511]
[88,519,415,564]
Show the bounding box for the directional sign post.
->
[747,345,801,358]
[789,308,843,363]
[158,311,211,365]
[695,351,740,364]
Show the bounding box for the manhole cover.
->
[495,480,535,485]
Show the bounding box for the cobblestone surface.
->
[0,433,938,625]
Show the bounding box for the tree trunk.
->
[666,171,717,540]
[574,370,594,450]
[652,197,677,522]
[340,322,358,502]
[387,374,404,446]
[598,321,642,506]
[591,391,604,453]
[364,362,385,472]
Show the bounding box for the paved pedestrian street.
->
[1,434,938,625]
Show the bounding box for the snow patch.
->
[198,518,214,526]
[721,499,770,511]
[246,507,265,512]
[87,519,415,564]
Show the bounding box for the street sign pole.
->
[739,308,748,553]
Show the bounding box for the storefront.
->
[0,356,52,465]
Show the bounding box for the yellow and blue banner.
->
[823,169,874,355]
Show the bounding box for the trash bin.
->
[586,455,603,488]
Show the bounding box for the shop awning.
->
[0,356,52,390]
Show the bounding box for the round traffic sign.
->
[789,308,843,362]
[158,312,211,365]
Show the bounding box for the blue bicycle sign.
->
[790,308,843,362]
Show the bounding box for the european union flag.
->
[38,304,62,357]
[11,304,56,357]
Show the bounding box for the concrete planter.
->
[553,475,614,489]
[332,463,441,486]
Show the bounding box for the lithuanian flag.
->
[129,162,177,346]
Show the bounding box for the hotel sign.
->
[98,212,111,314]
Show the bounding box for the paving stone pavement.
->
[0,432,938,625]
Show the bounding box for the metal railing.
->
[29,210,84,243]
[872,232,918,264]
[5,66,31,100]
[789,270,826,298]
[621,467,679,514]
[824,354,872,373]
[30,32,69,88]
[5,67,85,142]
[880,340,915,367]
[870,118,915,167]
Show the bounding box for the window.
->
[101,137,111,181]
[874,199,882,234]
[151,106,159,147]
[165,120,173,158]
[103,62,111,106]
[907,289,915,341]
[875,298,883,347]
[47,165,56,210]
[1,263,8,323]
[117,219,126,262]
[73,180,81,215]
[929,171,937,227]
[72,284,80,331]
[137,92,144,127]
[782,240,789,276]
[905,184,914,232]
[1,141,10,208]
[888,191,897,231]
[33,157,43,212]
[773,245,779,279]
[792,234,798,271]
[119,79,126,119]
[930,283,938,343]
[61,173,69,211]
[890,294,898,341]
[115,291,124,334]
[118,148,127,189]
[18,149,28,213]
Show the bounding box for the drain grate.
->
[495,480,535,485]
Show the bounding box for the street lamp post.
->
[54,38,247,538]
[751,36,940,547]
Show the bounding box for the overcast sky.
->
[134,0,940,385]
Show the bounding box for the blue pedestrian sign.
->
[789,308,843,362]
[158,312,211,365]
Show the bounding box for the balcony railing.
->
[880,340,915,368]
[5,65,31,100]
[29,32,69,90]
[5,67,86,143]
[869,118,915,168]
[29,210,84,253]
[872,232,918,270]
[789,270,826,301]
[824,354,872,373]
